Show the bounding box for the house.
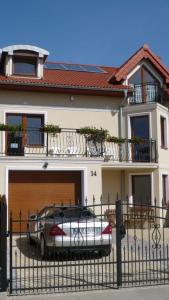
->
[0,43,169,224]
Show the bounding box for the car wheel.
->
[40,235,48,259]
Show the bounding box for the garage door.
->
[9,170,82,231]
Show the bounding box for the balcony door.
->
[130,115,150,162]
[6,114,44,155]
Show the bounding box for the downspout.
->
[119,89,128,202]
[119,89,128,138]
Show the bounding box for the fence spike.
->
[100,194,103,203]
[85,196,88,206]
[126,194,129,203]
[116,193,119,201]
[154,197,157,206]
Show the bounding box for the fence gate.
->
[8,198,169,295]
[0,195,8,292]
[120,198,169,287]
[9,199,117,295]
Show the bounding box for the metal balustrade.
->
[0,129,157,163]
[129,83,162,104]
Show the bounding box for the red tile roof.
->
[0,45,169,94]
[0,63,129,94]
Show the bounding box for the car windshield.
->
[44,207,95,219]
[62,208,95,219]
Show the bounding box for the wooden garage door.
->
[9,171,81,231]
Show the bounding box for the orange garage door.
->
[9,170,82,230]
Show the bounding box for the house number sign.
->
[91,171,97,176]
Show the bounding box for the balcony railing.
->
[129,83,162,105]
[0,129,157,163]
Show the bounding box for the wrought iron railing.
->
[0,129,157,162]
[129,83,162,104]
[8,196,169,295]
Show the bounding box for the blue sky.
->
[1,0,169,67]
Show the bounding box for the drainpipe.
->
[119,89,128,138]
[119,89,128,201]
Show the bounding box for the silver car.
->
[27,205,112,259]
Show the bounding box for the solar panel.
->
[45,62,106,73]
[44,63,66,70]
[63,64,84,71]
[82,65,104,73]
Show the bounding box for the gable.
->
[109,44,169,84]
[126,60,163,85]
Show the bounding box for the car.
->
[27,205,112,259]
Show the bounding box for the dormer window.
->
[1,45,49,78]
[13,51,37,76]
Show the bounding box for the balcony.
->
[0,129,157,163]
[129,83,162,105]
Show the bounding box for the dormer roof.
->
[2,44,49,59]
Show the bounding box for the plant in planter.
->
[106,136,144,145]
[77,127,108,157]
[0,123,8,131]
[77,127,108,142]
[106,136,126,144]
[0,123,23,132]
[40,124,61,135]
[8,124,23,132]
[128,137,144,144]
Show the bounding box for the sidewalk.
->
[0,285,169,300]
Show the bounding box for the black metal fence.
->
[0,195,8,292]
[121,198,169,287]
[0,129,157,163]
[8,197,169,295]
[129,83,162,105]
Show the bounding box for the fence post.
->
[0,195,8,291]
[9,211,13,294]
[46,132,49,156]
[116,198,122,288]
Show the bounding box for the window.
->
[132,175,151,205]
[12,51,38,76]
[130,115,150,162]
[130,115,149,139]
[13,57,37,76]
[160,116,167,148]
[162,175,168,207]
[6,113,44,149]
[129,66,158,85]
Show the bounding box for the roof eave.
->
[0,80,130,96]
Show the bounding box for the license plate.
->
[72,227,100,235]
